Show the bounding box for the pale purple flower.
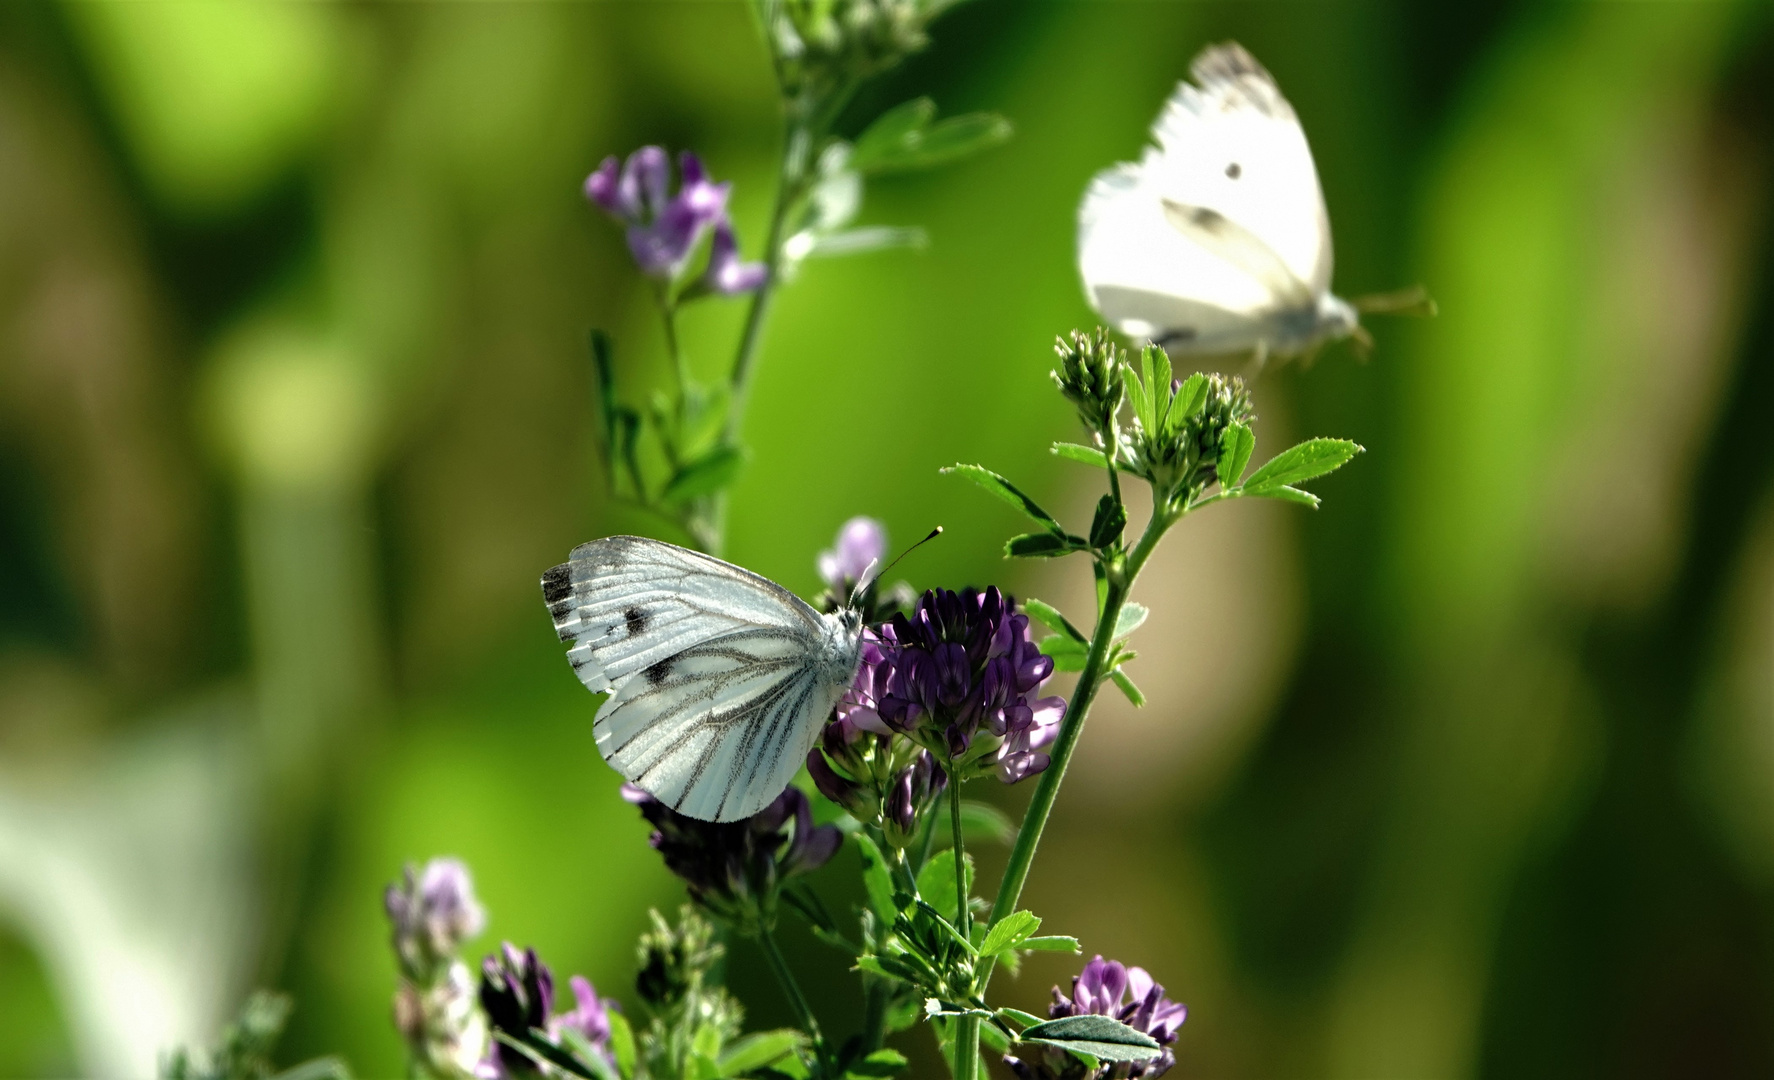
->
[818,516,887,588]
[585,147,729,280]
[1005,955,1187,1079]
[549,975,616,1057]
[386,857,486,978]
[705,219,768,295]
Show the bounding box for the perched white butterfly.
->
[543,535,864,822]
[1079,42,1423,363]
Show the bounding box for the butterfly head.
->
[1317,293,1360,343]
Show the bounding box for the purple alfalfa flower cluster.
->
[585,148,765,295]
[1003,956,1187,1080]
[385,857,621,1080]
[479,944,619,1079]
[622,782,843,933]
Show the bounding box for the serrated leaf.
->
[1020,1015,1162,1064]
[1017,935,1080,952]
[1249,484,1321,508]
[1038,636,1087,672]
[1112,602,1148,639]
[1110,669,1146,707]
[941,464,1063,534]
[1173,371,1208,422]
[1144,346,1174,434]
[959,800,1015,845]
[979,910,1042,957]
[1218,421,1255,489]
[917,851,973,927]
[716,1029,806,1075]
[1005,532,1082,558]
[1088,494,1127,549]
[1051,442,1108,468]
[663,445,744,502]
[1122,362,1153,434]
[854,832,897,925]
[1024,598,1087,643]
[1242,438,1362,493]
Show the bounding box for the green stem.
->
[974,501,1177,988]
[759,925,829,1077]
[726,115,802,435]
[861,974,889,1055]
[953,1015,980,1080]
[659,291,688,392]
[947,759,969,936]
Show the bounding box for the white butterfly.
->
[1079,42,1380,363]
[543,535,864,822]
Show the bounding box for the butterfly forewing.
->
[544,536,859,822]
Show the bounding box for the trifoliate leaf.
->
[663,445,744,502]
[1005,532,1086,558]
[1218,421,1255,489]
[1172,371,1208,422]
[1248,484,1321,508]
[979,911,1041,957]
[917,852,973,930]
[854,832,898,926]
[1038,635,1087,672]
[1242,438,1362,493]
[1024,598,1088,643]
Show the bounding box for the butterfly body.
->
[1079,42,1359,362]
[544,536,863,822]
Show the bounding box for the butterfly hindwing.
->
[544,535,855,822]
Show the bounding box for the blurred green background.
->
[3,1,1774,1077]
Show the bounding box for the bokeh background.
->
[3,2,1774,1077]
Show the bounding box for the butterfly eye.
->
[1225,162,1242,179]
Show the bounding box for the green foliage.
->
[160,993,348,1080]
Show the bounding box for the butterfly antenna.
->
[1353,285,1437,318]
[853,526,944,604]
[1349,324,1375,363]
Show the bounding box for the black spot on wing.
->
[541,563,572,605]
[644,658,672,687]
[626,607,649,637]
[1225,162,1242,179]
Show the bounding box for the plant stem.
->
[953,1015,980,1080]
[947,760,969,936]
[658,290,688,392]
[861,974,889,1054]
[760,925,829,1077]
[726,115,802,436]
[971,500,1178,987]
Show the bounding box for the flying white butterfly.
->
[543,535,864,822]
[1079,42,1427,364]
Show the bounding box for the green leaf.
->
[978,1022,1011,1054]
[979,910,1041,957]
[848,98,935,171]
[855,954,927,986]
[716,1030,806,1075]
[997,1008,1047,1030]
[1017,935,1080,952]
[844,1048,909,1077]
[1005,532,1085,559]
[559,1029,623,1080]
[959,800,1015,846]
[1173,372,1208,423]
[859,113,1014,174]
[589,330,619,473]
[1143,345,1173,435]
[678,384,732,463]
[1242,438,1363,493]
[1051,442,1108,468]
[854,832,897,925]
[494,1031,609,1080]
[1112,602,1148,639]
[802,226,926,258]
[1248,484,1321,508]
[1088,494,1127,549]
[1110,669,1146,707]
[1136,347,1158,432]
[1217,421,1255,489]
[1024,598,1087,643]
[1122,362,1153,434]
[941,464,1063,534]
[1038,635,1087,672]
[1020,1015,1162,1064]
[664,445,744,502]
[606,1009,637,1079]
[917,851,973,926]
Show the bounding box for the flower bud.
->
[1052,327,1125,435]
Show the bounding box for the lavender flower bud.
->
[881,752,947,849]
[386,857,486,980]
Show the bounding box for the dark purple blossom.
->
[881,749,947,848]
[623,784,842,931]
[1004,955,1187,1080]
[876,587,1064,781]
[479,944,553,1076]
[705,220,769,295]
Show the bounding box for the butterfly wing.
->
[544,536,855,822]
[1079,43,1333,346]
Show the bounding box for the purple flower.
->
[1004,956,1187,1080]
[881,750,947,848]
[386,857,486,978]
[549,976,617,1058]
[705,219,768,295]
[479,944,554,1076]
[623,784,842,931]
[818,516,887,588]
[874,587,1064,781]
[585,148,730,280]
